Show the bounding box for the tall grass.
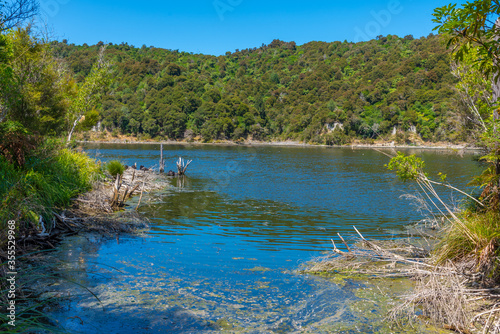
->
[435,211,500,281]
[0,139,103,246]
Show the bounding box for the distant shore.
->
[77,138,481,151]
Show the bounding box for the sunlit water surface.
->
[43,144,481,333]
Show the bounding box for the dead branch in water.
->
[305,226,433,278]
[176,157,192,175]
[135,179,146,211]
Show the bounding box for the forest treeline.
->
[53,34,466,144]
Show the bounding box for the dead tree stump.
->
[176,157,192,175]
[159,144,165,173]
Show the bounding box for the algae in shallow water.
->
[244,266,271,272]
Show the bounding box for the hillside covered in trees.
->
[52,34,466,144]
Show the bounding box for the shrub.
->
[0,121,39,166]
[106,160,125,178]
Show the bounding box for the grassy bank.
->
[0,139,103,250]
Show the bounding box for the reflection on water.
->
[44,144,481,333]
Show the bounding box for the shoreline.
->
[77,139,482,151]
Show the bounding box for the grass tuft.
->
[106,160,125,178]
[435,211,500,282]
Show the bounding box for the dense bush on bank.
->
[53,34,469,144]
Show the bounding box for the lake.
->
[43,144,481,333]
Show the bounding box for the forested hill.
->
[52,34,464,144]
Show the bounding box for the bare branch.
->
[1,0,39,31]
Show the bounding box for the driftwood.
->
[135,179,146,211]
[110,174,122,209]
[74,167,168,214]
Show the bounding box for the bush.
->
[106,160,125,178]
[0,121,39,166]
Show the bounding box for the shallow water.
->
[44,144,481,333]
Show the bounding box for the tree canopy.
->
[53,35,469,144]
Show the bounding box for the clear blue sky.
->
[38,0,451,55]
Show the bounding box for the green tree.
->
[0,27,75,136]
[450,47,492,136]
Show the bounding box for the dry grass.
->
[388,263,474,333]
[304,239,430,278]
[388,258,500,334]
[304,225,500,334]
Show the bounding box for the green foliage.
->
[451,47,492,136]
[433,0,500,80]
[386,152,426,181]
[67,47,112,141]
[0,27,75,136]
[0,26,110,142]
[106,160,125,178]
[434,0,500,213]
[324,129,349,146]
[51,35,462,143]
[0,120,38,166]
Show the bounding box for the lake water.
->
[44,144,481,333]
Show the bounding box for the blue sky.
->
[38,0,451,55]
